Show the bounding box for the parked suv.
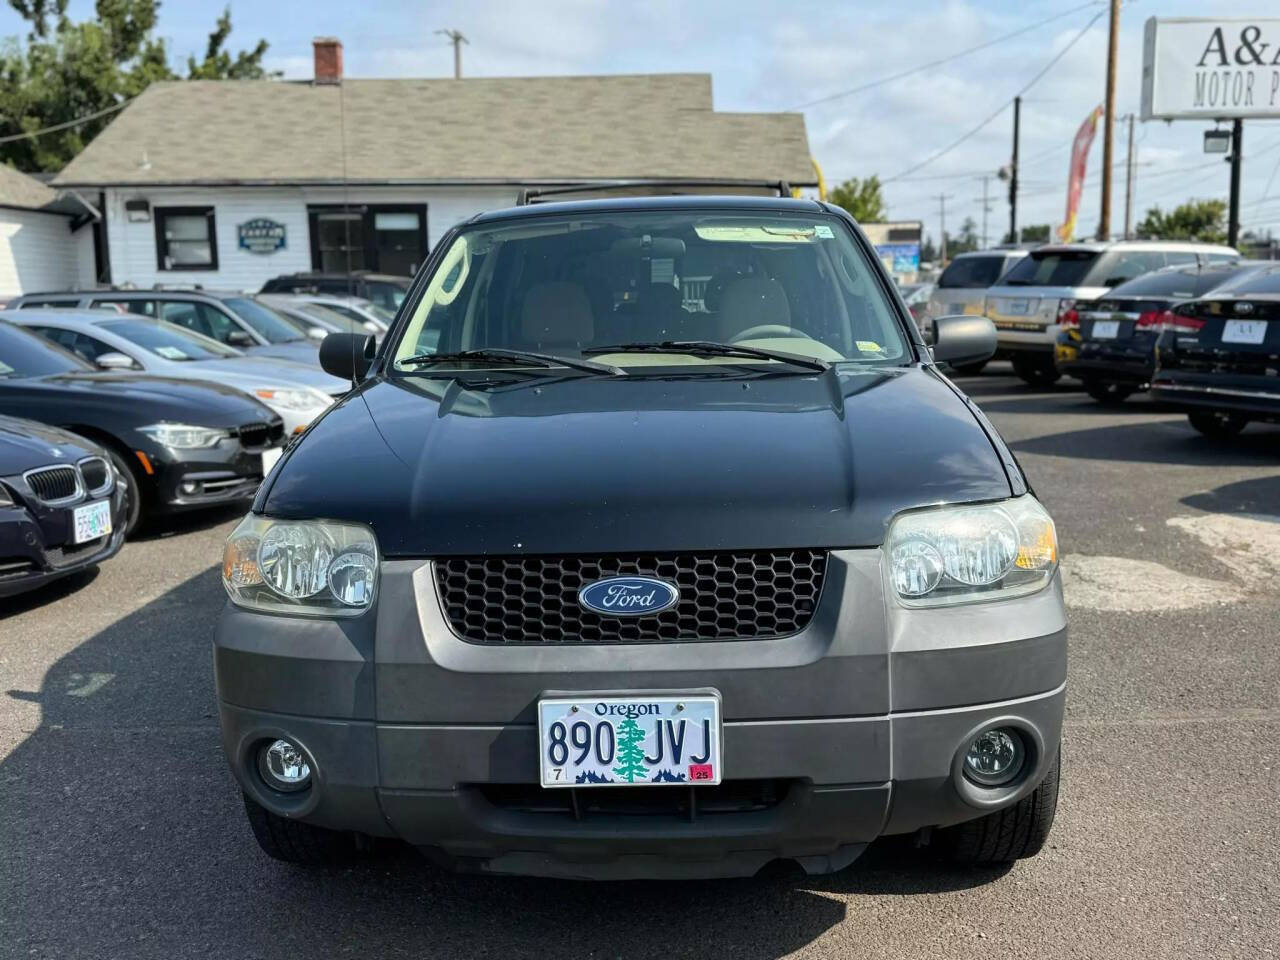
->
[260,272,410,312]
[984,241,1238,385]
[216,196,1064,881]
[9,290,321,366]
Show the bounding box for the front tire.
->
[1083,378,1134,405]
[939,752,1060,866]
[1188,410,1248,437]
[242,794,356,865]
[1011,356,1062,387]
[103,447,142,537]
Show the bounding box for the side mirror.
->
[226,329,255,347]
[319,332,376,381]
[930,315,997,367]
[95,351,137,370]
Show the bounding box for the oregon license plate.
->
[1091,320,1120,339]
[71,499,112,544]
[1222,320,1267,345]
[537,694,721,788]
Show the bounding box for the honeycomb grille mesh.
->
[435,550,827,644]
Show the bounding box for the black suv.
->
[260,272,410,312]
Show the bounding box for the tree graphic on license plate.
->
[612,716,648,783]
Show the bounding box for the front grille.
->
[78,457,111,495]
[435,549,827,644]
[235,421,283,449]
[23,465,80,504]
[477,778,793,821]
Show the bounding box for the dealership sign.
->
[237,218,287,255]
[1142,18,1280,120]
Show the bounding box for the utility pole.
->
[1098,0,1120,239]
[1009,95,1021,244]
[980,176,991,249]
[1123,113,1136,239]
[435,28,468,78]
[937,194,954,266]
[1228,118,1243,248]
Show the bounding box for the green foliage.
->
[1001,223,1051,244]
[0,1,275,172]
[826,176,887,222]
[1135,199,1228,244]
[612,716,648,784]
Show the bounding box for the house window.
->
[155,207,218,271]
[307,205,426,277]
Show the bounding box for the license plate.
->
[261,447,283,473]
[1222,320,1267,345]
[1005,298,1033,316]
[1092,320,1120,339]
[538,694,721,788]
[71,499,112,544]
[950,302,967,315]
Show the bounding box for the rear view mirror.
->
[319,333,376,381]
[930,315,997,368]
[226,330,255,348]
[94,351,136,370]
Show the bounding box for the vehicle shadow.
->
[1010,418,1280,466]
[131,501,248,542]
[1,568,1010,960]
[1181,475,1280,518]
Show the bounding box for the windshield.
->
[1213,265,1280,296]
[392,210,910,371]
[939,255,1011,289]
[1106,267,1237,300]
[366,280,408,310]
[0,321,93,377]
[102,318,238,361]
[1001,250,1100,287]
[297,303,373,334]
[223,298,306,343]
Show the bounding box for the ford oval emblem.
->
[578,576,680,617]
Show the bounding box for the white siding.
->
[0,208,80,301]
[74,221,97,287]
[103,186,518,291]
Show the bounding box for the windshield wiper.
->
[583,340,830,372]
[397,348,624,376]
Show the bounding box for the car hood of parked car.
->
[0,414,103,474]
[246,341,323,365]
[259,365,1014,555]
[0,372,279,428]
[200,355,349,395]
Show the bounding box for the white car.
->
[5,310,348,435]
[258,293,392,334]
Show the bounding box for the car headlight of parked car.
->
[138,423,227,449]
[222,514,379,616]
[887,495,1057,607]
[253,387,332,413]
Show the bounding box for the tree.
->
[0,1,275,172]
[920,234,938,264]
[1001,223,1051,244]
[948,217,979,255]
[826,176,886,222]
[1135,200,1228,244]
[611,716,649,784]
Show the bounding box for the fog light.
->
[180,481,198,495]
[963,728,1025,787]
[257,738,311,792]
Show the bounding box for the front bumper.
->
[0,483,128,597]
[1150,373,1280,421]
[148,442,279,511]
[214,551,1068,879]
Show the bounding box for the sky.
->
[3,0,1278,247]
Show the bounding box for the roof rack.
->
[516,179,794,205]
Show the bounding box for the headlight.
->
[887,495,1057,607]
[222,514,378,616]
[138,423,227,449]
[254,387,331,412]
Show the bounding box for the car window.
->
[0,321,93,376]
[393,210,910,368]
[18,298,81,309]
[1001,250,1100,287]
[1088,251,1168,287]
[26,326,123,365]
[1214,266,1280,295]
[1105,268,1223,299]
[1204,252,1240,264]
[296,303,367,333]
[101,317,238,360]
[365,280,408,310]
[938,256,1007,289]
[1163,251,1198,266]
[222,298,306,344]
[91,298,156,317]
[160,300,241,343]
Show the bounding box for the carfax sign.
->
[237,218,287,255]
[1142,18,1280,120]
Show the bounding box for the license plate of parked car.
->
[71,499,112,544]
[1222,320,1267,345]
[537,695,721,788]
[1091,320,1120,339]
[1004,298,1033,316]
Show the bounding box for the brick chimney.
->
[313,37,343,84]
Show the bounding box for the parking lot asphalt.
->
[2,361,1278,960]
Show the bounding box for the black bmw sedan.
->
[0,320,284,534]
[0,415,128,598]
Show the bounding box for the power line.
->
[788,1,1102,111]
[883,7,1106,184]
[0,97,133,144]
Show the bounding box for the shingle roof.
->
[53,74,815,187]
[0,164,58,209]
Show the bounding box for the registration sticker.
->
[814,224,834,239]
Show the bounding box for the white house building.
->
[0,165,97,301]
[45,39,816,293]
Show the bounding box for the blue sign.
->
[578,577,680,617]
[238,218,287,255]
[876,242,921,275]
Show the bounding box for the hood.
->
[261,366,1012,556]
[0,415,103,474]
[185,356,348,396]
[247,342,323,365]
[10,372,278,428]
